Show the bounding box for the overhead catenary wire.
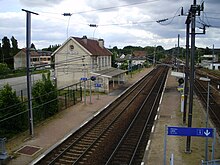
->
[39,0,160,16]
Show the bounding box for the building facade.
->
[52,36,126,93]
[14,49,51,69]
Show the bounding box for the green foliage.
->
[2,36,13,68]
[11,36,19,55]
[0,84,27,138]
[120,60,128,70]
[32,72,58,122]
[111,51,118,68]
[42,44,61,52]
[0,63,10,75]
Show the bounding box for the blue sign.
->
[80,77,87,81]
[95,83,102,87]
[167,126,213,138]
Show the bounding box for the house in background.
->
[132,50,147,66]
[14,49,52,69]
[115,50,147,69]
[200,54,220,70]
[52,36,127,93]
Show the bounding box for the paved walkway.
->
[144,69,220,165]
[6,68,153,165]
[5,67,220,165]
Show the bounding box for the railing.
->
[201,159,220,165]
[0,82,82,139]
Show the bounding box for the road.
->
[0,72,54,96]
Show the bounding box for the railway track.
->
[194,78,220,134]
[34,65,169,165]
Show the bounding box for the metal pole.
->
[212,44,214,70]
[164,125,167,165]
[186,0,196,153]
[205,80,210,161]
[83,64,86,105]
[89,79,92,104]
[211,128,216,160]
[26,12,34,137]
[22,9,38,137]
[177,34,180,72]
[183,23,190,124]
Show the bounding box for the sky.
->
[0,0,220,50]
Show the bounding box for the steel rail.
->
[73,66,166,164]
[105,66,168,164]
[194,78,220,134]
[35,67,161,164]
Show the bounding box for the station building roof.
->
[91,67,127,78]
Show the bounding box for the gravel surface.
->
[6,67,153,165]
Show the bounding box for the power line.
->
[156,7,182,25]
[39,0,160,16]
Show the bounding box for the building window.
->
[102,57,104,67]
[105,56,107,67]
[98,57,101,69]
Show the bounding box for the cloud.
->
[1,0,220,50]
[19,0,62,7]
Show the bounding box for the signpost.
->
[95,83,102,100]
[80,77,87,81]
[164,126,216,165]
[95,83,102,87]
[167,126,213,138]
[80,77,87,105]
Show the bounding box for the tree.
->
[111,51,118,68]
[42,44,61,52]
[0,43,2,62]
[32,72,58,121]
[2,36,12,68]
[11,36,19,55]
[0,63,10,76]
[0,84,27,137]
[31,43,36,50]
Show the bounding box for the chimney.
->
[98,39,104,48]
[82,35,87,44]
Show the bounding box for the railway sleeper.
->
[65,151,82,157]
[82,139,95,143]
[54,163,66,165]
[75,143,90,148]
[59,158,74,164]
[62,154,75,160]
[69,148,83,153]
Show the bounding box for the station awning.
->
[91,67,127,78]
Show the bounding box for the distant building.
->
[52,36,127,93]
[132,50,147,65]
[14,49,52,69]
[115,50,147,68]
[200,54,220,70]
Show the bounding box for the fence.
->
[0,82,82,139]
[201,160,220,165]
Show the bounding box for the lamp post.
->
[63,13,72,39]
[89,24,98,39]
[199,77,210,161]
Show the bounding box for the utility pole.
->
[22,9,39,137]
[177,34,180,72]
[185,0,205,153]
[212,44,214,70]
[185,0,197,153]
[183,20,190,124]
